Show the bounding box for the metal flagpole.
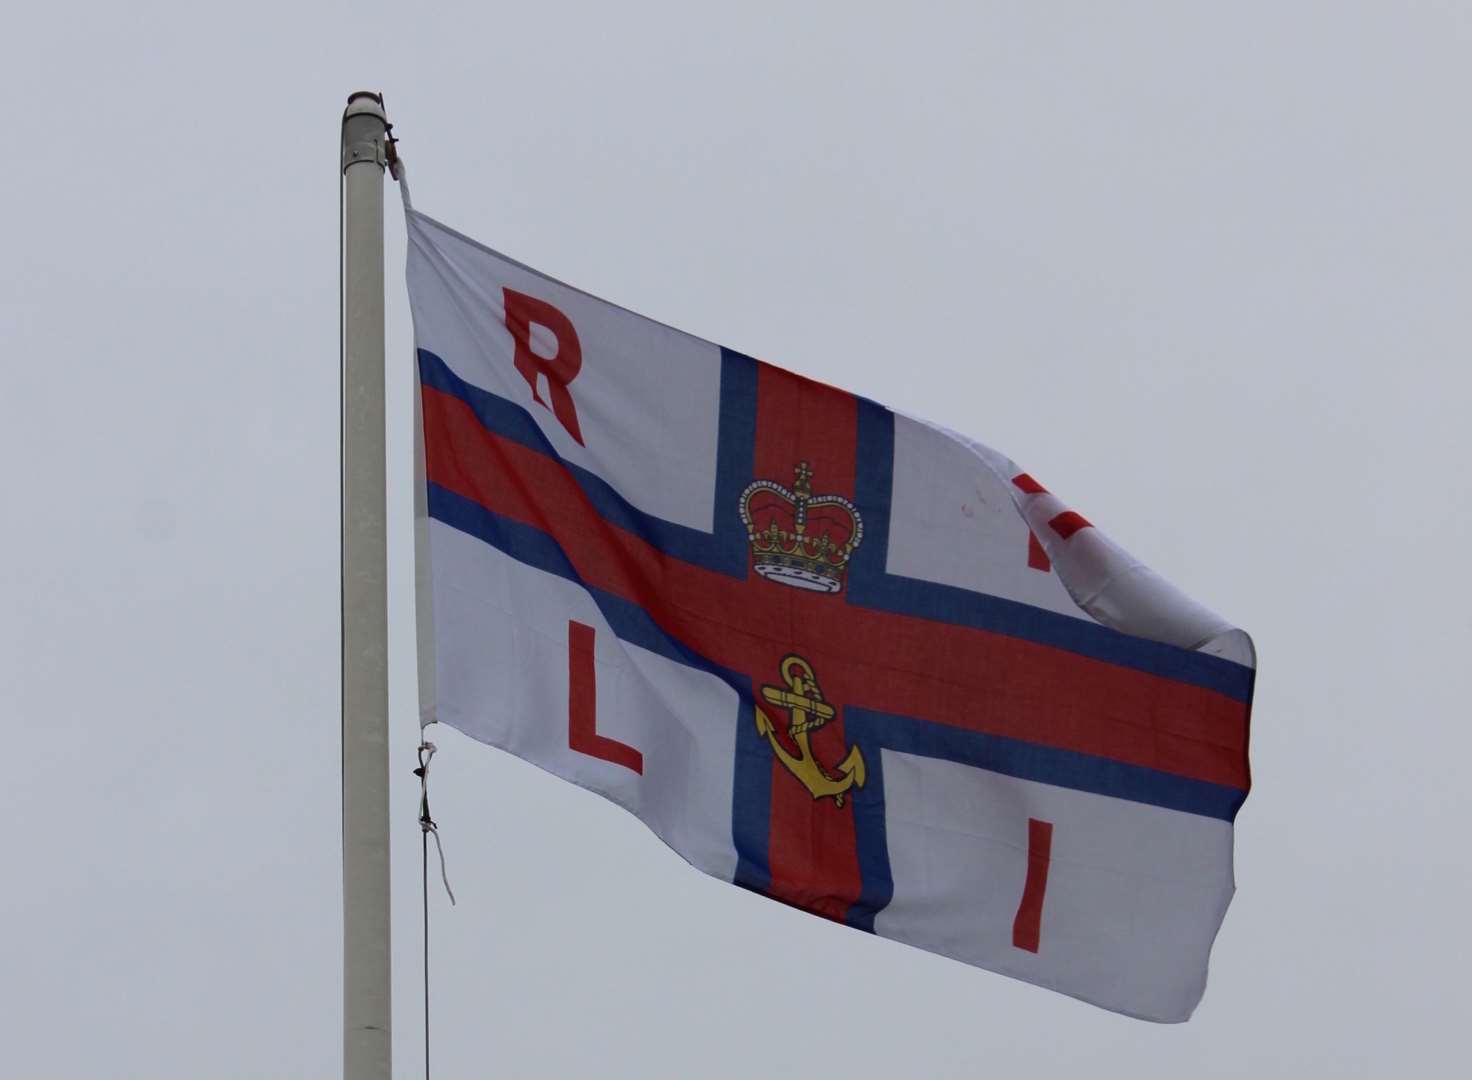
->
[340,90,392,1080]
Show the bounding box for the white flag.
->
[406,206,1255,1022]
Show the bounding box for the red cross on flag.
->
[406,206,1256,1023]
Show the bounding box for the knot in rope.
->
[415,741,456,905]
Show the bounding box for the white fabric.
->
[429,521,741,884]
[902,412,1236,648]
[877,750,1234,1022]
[405,207,1254,1024]
[407,212,724,531]
[886,414,1087,620]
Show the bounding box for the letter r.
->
[503,287,586,445]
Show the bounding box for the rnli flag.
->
[406,207,1255,1023]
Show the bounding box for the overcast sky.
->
[4,2,1470,1077]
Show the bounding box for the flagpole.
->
[340,90,392,1080]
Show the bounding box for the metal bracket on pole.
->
[341,89,392,1080]
[343,93,390,173]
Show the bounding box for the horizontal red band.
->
[423,386,1249,791]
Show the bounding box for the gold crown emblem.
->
[738,462,864,593]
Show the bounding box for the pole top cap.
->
[342,92,391,172]
[344,91,387,124]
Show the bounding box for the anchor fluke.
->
[755,654,865,808]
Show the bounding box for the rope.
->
[417,742,456,904]
[421,813,430,1080]
[382,113,447,1080]
[384,113,447,1079]
[415,739,455,1079]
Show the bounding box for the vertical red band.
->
[754,363,864,922]
[1012,473,1048,495]
[1027,531,1052,572]
[504,288,586,445]
[1012,817,1053,952]
[568,621,643,774]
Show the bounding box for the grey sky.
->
[4,2,1469,1076]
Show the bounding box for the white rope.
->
[416,741,456,905]
[415,737,454,1080]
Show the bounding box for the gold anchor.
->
[755,655,866,807]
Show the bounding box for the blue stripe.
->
[845,708,1246,823]
[430,482,723,675]
[847,746,893,933]
[427,482,775,891]
[429,480,1245,819]
[730,694,773,895]
[421,348,1253,704]
[421,349,753,577]
[842,706,1247,930]
[849,399,1255,702]
[428,481,1243,933]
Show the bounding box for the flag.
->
[406,207,1255,1022]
